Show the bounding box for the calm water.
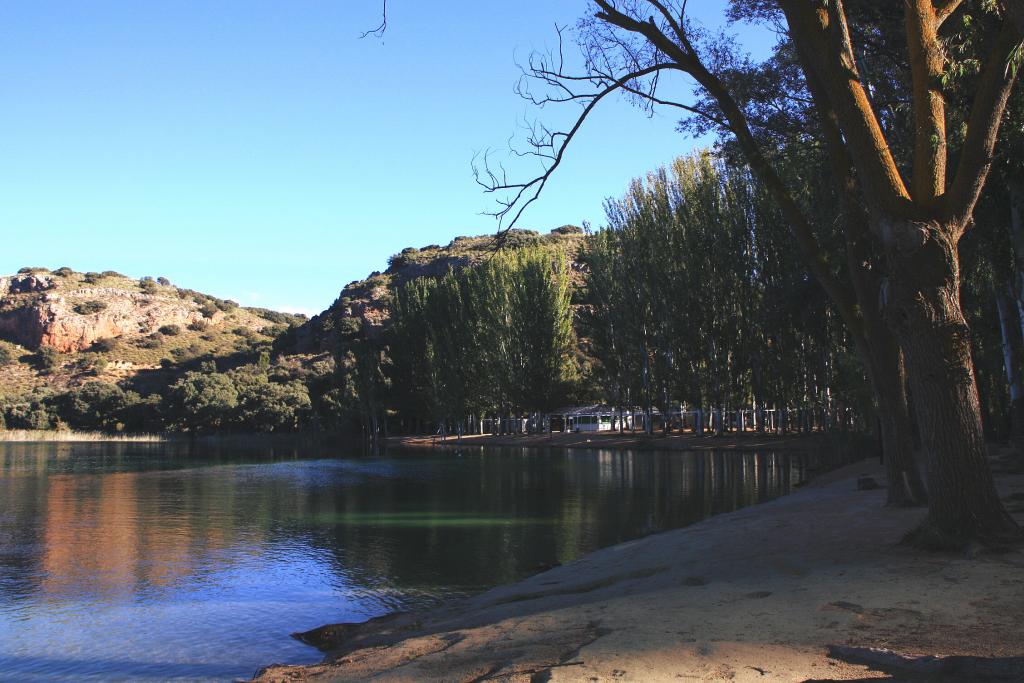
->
[0,441,806,681]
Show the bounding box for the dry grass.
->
[0,429,169,442]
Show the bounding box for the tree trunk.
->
[864,334,929,506]
[996,288,1024,447]
[1007,179,1024,450]
[886,228,1019,545]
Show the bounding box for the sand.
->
[253,452,1024,683]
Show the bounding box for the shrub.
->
[236,379,312,432]
[169,343,203,362]
[157,277,171,286]
[101,270,123,278]
[252,309,302,326]
[74,300,107,315]
[53,267,74,277]
[388,247,420,271]
[0,347,12,367]
[36,347,62,370]
[169,371,238,431]
[551,224,584,235]
[91,337,118,353]
[3,399,57,430]
[138,333,164,349]
[158,324,182,336]
[188,319,210,332]
[83,272,102,284]
[49,382,129,431]
[18,266,49,274]
[140,278,159,293]
[199,302,219,319]
[92,358,109,375]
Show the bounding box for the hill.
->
[0,227,587,434]
[0,267,305,400]
[284,226,587,354]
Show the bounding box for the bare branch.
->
[475,63,677,231]
[934,0,964,27]
[360,0,387,39]
[945,21,1020,228]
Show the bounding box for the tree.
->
[236,379,312,432]
[483,0,1019,545]
[169,371,238,431]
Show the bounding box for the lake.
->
[0,441,807,681]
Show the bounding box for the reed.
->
[0,430,169,443]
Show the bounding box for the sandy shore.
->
[254,452,1024,682]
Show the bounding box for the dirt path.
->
[254,456,1024,682]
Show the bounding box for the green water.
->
[0,441,806,681]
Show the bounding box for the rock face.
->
[0,273,57,296]
[0,284,214,353]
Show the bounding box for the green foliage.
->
[53,267,74,277]
[158,324,182,336]
[550,225,584,235]
[385,244,578,425]
[169,371,238,431]
[74,300,108,315]
[582,152,848,416]
[139,333,164,349]
[91,337,119,353]
[0,346,12,367]
[36,347,62,370]
[235,378,312,432]
[2,394,58,430]
[157,276,171,286]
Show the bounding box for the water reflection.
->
[0,442,805,681]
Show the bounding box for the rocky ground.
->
[253,450,1024,682]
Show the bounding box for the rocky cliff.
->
[0,271,227,353]
[0,268,307,400]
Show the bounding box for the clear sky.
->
[0,2,773,315]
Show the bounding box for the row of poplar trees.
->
[346,247,578,438]
[583,152,856,433]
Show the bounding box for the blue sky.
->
[0,2,773,314]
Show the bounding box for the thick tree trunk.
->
[885,226,1019,545]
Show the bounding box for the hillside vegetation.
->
[0,229,587,435]
[0,267,322,433]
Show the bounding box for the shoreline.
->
[387,429,861,453]
[0,429,168,443]
[254,451,1024,682]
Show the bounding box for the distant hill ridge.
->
[0,267,305,400]
[0,267,293,353]
[0,227,582,401]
